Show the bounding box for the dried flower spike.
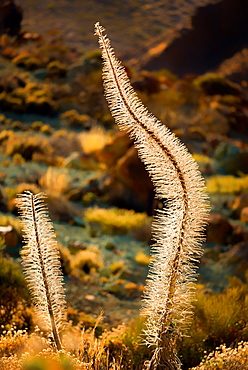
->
[95,22,209,370]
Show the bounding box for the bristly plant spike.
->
[95,23,210,370]
[16,192,67,351]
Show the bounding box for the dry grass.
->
[192,342,248,369]
[38,167,71,196]
[0,318,124,370]
[78,127,112,154]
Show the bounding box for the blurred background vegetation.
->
[1,0,248,368]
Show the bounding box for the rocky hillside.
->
[15,0,218,61]
[140,0,248,78]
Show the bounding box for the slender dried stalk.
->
[16,192,67,351]
[95,23,209,369]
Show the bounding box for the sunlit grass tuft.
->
[70,249,103,275]
[0,318,125,370]
[38,167,71,196]
[192,153,212,165]
[206,174,248,194]
[134,251,151,266]
[84,206,150,235]
[79,126,112,154]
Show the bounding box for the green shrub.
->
[194,73,241,96]
[4,133,53,161]
[84,206,150,235]
[0,257,30,331]
[70,249,103,275]
[178,279,248,368]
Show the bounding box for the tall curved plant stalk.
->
[16,192,67,351]
[95,23,209,370]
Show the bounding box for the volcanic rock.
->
[206,212,233,245]
[101,146,154,213]
[0,0,23,37]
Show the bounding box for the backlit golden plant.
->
[84,206,151,235]
[78,126,112,154]
[95,23,209,369]
[38,167,71,196]
[192,342,248,370]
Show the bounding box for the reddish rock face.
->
[101,145,154,213]
[95,131,132,168]
[206,212,233,245]
[232,193,248,218]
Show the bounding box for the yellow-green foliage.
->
[0,257,29,330]
[134,251,151,266]
[102,316,150,367]
[0,129,13,144]
[0,329,81,370]
[0,235,6,252]
[31,121,53,135]
[12,52,42,70]
[193,72,240,96]
[60,110,91,129]
[24,82,53,100]
[12,153,25,165]
[3,133,53,160]
[84,206,150,235]
[78,126,111,154]
[206,175,248,194]
[192,153,212,165]
[192,342,248,370]
[0,320,125,370]
[195,284,248,343]
[178,279,248,368]
[47,60,67,77]
[0,328,29,358]
[59,245,72,276]
[70,249,103,275]
[0,78,58,115]
[109,261,125,275]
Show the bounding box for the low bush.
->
[192,341,248,369]
[70,249,103,275]
[206,175,248,194]
[0,257,30,331]
[78,126,111,154]
[3,133,53,161]
[84,206,151,235]
[178,279,248,368]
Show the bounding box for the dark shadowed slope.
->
[140,0,248,76]
[16,0,219,60]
